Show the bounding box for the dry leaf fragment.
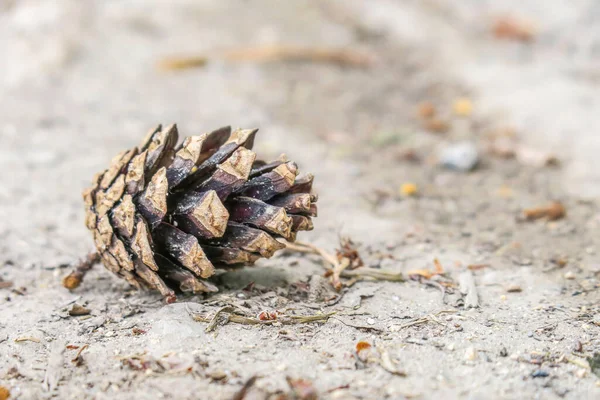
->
[286,377,318,400]
[336,237,363,269]
[492,16,536,42]
[408,258,444,280]
[69,304,91,316]
[356,341,372,353]
[0,386,10,400]
[523,202,566,221]
[257,311,278,321]
[0,279,13,289]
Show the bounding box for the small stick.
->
[158,45,374,71]
[341,268,404,282]
[62,252,100,290]
[232,376,259,400]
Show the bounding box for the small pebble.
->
[367,318,375,325]
[506,284,522,293]
[465,346,478,361]
[531,370,549,378]
[440,141,479,172]
[564,271,575,280]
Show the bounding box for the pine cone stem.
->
[62,252,101,290]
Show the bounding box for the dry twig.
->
[62,252,100,290]
[158,45,374,71]
[190,306,334,332]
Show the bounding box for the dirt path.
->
[1,1,599,399]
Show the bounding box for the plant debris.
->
[71,344,88,366]
[286,377,318,400]
[0,279,13,289]
[285,240,403,290]
[522,202,566,221]
[492,16,536,42]
[62,252,100,290]
[118,352,195,375]
[354,342,406,376]
[69,304,91,316]
[14,336,40,343]
[408,258,445,280]
[336,237,364,270]
[232,376,258,400]
[189,306,335,332]
[0,386,9,400]
[158,45,374,71]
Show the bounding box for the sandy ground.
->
[1,1,600,399]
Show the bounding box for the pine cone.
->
[68,124,317,302]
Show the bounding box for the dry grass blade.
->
[158,45,374,71]
[396,310,457,330]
